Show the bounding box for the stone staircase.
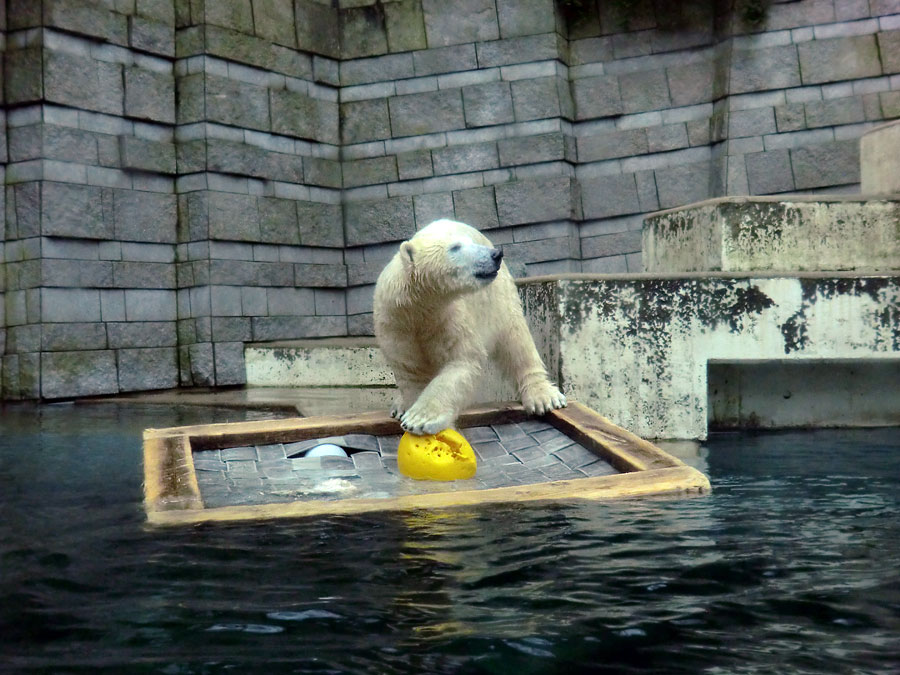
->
[246,120,900,438]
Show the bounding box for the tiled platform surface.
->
[195,421,617,508]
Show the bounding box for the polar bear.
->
[373,218,566,435]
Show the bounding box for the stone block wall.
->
[2,0,899,399]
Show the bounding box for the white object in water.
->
[305,443,348,458]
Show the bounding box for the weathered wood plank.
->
[147,465,710,526]
[547,402,683,472]
[143,432,203,512]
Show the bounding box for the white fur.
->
[374,218,566,435]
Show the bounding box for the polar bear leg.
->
[399,360,479,435]
[496,314,567,415]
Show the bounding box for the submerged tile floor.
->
[195,421,619,508]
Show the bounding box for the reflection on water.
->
[1,405,898,673]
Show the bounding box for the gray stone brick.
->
[510,77,562,121]
[619,69,670,115]
[101,289,126,322]
[572,74,621,120]
[211,317,252,342]
[581,229,642,258]
[880,30,900,75]
[297,201,344,247]
[728,107,777,138]
[266,287,315,315]
[654,161,711,209]
[804,96,866,129]
[125,66,175,123]
[397,150,434,180]
[477,33,558,68]
[314,288,346,315]
[581,174,640,219]
[251,315,346,340]
[578,128,647,162]
[44,51,123,116]
[203,0,254,32]
[213,342,246,386]
[41,259,113,288]
[208,192,260,242]
[124,289,177,321]
[348,313,373,336]
[119,135,176,174]
[496,0,556,37]
[206,74,269,132]
[432,142,498,175]
[346,285,374,315]
[389,89,465,137]
[731,45,801,95]
[412,43,477,77]
[45,0,129,44]
[4,48,43,105]
[774,103,806,132]
[498,132,566,167]
[271,88,338,144]
[186,342,215,386]
[413,192,454,227]
[791,140,860,189]
[340,5,388,59]
[384,0,427,52]
[343,156,399,188]
[452,186,499,229]
[345,196,415,246]
[41,323,107,351]
[341,98,391,144]
[112,261,176,288]
[799,35,881,85]
[42,350,119,399]
[210,285,242,317]
[422,0,499,48]
[294,263,347,287]
[107,321,176,349]
[304,157,343,188]
[295,0,339,58]
[495,176,577,226]
[341,53,413,87]
[258,197,300,245]
[462,81,515,128]
[130,15,175,56]
[41,182,111,239]
[252,0,296,47]
[666,60,715,107]
[42,287,102,324]
[646,124,689,153]
[118,347,178,392]
[8,323,41,353]
[241,286,268,316]
[114,190,177,243]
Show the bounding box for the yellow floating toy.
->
[397,428,477,481]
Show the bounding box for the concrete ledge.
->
[525,273,900,439]
[642,196,900,274]
[245,338,393,387]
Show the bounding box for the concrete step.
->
[245,337,393,387]
[642,195,900,274]
[244,336,518,402]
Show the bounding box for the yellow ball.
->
[397,428,477,481]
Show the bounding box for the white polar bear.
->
[373,218,566,435]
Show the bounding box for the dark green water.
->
[1,404,898,674]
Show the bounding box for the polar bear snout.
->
[473,246,503,281]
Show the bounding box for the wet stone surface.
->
[195,421,618,508]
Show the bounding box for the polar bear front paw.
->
[400,401,453,436]
[522,383,567,416]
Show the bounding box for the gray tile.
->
[352,451,384,471]
[225,459,258,475]
[377,435,401,455]
[553,444,599,469]
[221,445,257,461]
[461,425,498,442]
[256,443,287,461]
[473,441,508,460]
[343,434,379,451]
[511,445,550,464]
[284,439,320,457]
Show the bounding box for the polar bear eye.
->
[449,243,462,253]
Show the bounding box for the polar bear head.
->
[398,219,504,296]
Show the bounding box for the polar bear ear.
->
[400,240,416,269]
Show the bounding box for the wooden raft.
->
[143,401,710,526]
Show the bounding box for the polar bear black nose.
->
[491,248,503,263]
